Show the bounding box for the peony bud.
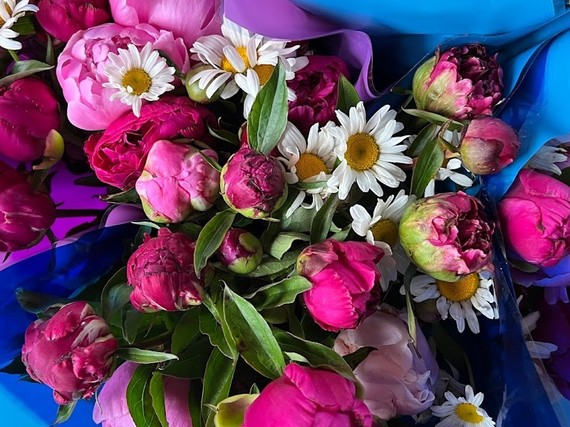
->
[0,160,56,252]
[21,301,117,404]
[217,228,263,274]
[135,140,220,223]
[460,117,519,174]
[297,239,384,331]
[127,228,203,311]
[185,66,225,104]
[220,147,287,219]
[399,192,494,282]
[215,394,259,427]
[412,44,503,120]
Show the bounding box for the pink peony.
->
[135,140,220,223]
[0,78,59,162]
[334,308,438,420]
[109,0,220,49]
[36,0,111,42]
[56,23,190,131]
[127,228,203,312]
[242,363,373,427]
[93,362,192,427]
[21,301,117,404]
[84,97,215,190]
[498,169,570,268]
[297,239,384,331]
[217,228,263,274]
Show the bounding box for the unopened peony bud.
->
[185,66,224,103]
[215,394,259,427]
[217,228,263,274]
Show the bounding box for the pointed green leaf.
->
[117,348,179,364]
[411,137,445,197]
[160,337,212,379]
[149,373,169,427]
[247,276,312,310]
[402,108,464,130]
[310,193,339,244]
[201,348,237,424]
[171,308,201,355]
[407,124,438,157]
[101,188,140,204]
[267,232,310,260]
[199,305,237,359]
[53,401,77,425]
[15,289,67,315]
[194,210,236,277]
[244,250,299,278]
[126,365,162,427]
[336,75,361,114]
[0,60,53,87]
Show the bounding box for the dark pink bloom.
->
[399,192,494,282]
[243,363,373,427]
[21,301,117,405]
[84,97,215,190]
[217,228,263,274]
[0,78,59,162]
[288,55,350,135]
[127,228,203,312]
[36,0,111,42]
[498,169,570,268]
[297,239,384,331]
[0,160,56,252]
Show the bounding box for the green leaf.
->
[336,75,361,114]
[171,308,201,355]
[274,330,356,381]
[0,356,27,375]
[127,365,162,427]
[247,62,288,154]
[407,124,439,157]
[149,373,169,427]
[53,401,77,425]
[160,337,212,379]
[343,347,375,370]
[296,180,328,190]
[330,224,351,242]
[101,267,128,318]
[199,150,222,172]
[122,309,143,344]
[194,210,236,277]
[15,289,67,314]
[208,124,240,145]
[410,137,445,197]
[101,188,140,204]
[222,285,285,378]
[0,60,53,87]
[403,264,418,346]
[244,250,299,278]
[201,348,238,424]
[267,232,309,260]
[310,193,339,244]
[117,348,179,364]
[281,201,317,232]
[199,305,237,359]
[402,108,464,130]
[247,276,312,310]
[131,221,161,230]
[11,15,34,36]
[171,222,202,240]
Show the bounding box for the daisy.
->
[425,158,474,197]
[0,0,38,50]
[431,385,495,427]
[327,102,412,200]
[189,17,307,100]
[104,43,175,117]
[410,271,497,333]
[526,143,567,175]
[277,122,338,218]
[518,297,558,360]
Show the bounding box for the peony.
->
[216,228,263,274]
[297,239,384,331]
[84,96,215,190]
[56,23,190,130]
[21,301,117,404]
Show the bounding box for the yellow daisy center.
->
[345,133,379,171]
[436,273,480,302]
[371,219,398,247]
[456,403,484,423]
[121,68,151,96]
[295,153,328,182]
[254,64,275,85]
[221,46,250,74]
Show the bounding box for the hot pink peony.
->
[109,0,220,48]
[242,363,373,427]
[135,140,220,223]
[84,97,215,190]
[56,23,190,131]
[334,308,438,420]
[21,301,117,405]
[93,362,192,427]
[0,78,59,162]
[127,228,203,312]
[297,239,384,331]
[498,169,570,268]
[36,0,111,42]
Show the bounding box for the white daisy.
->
[517,298,558,360]
[432,385,495,427]
[425,158,474,197]
[189,17,307,100]
[327,102,412,200]
[0,0,38,50]
[526,144,567,175]
[104,43,176,117]
[410,271,497,334]
[277,122,337,218]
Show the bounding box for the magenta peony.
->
[498,169,570,268]
[242,363,373,427]
[412,44,503,120]
[36,0,111,42]
[334,308,438,419]
[84,97,215,190]
[93,362,192,427]
[127,228,203,312]
[0,160,56,252]
[56,23,190,130]
[399,192,495,282]
[21,301,117,405]
[217,228,263,274]
[297,239,384,331]
[0,78,59,162]
[135,140,220,223]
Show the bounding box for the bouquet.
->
[1,1,570,426]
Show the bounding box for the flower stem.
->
[8,50,19,63]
